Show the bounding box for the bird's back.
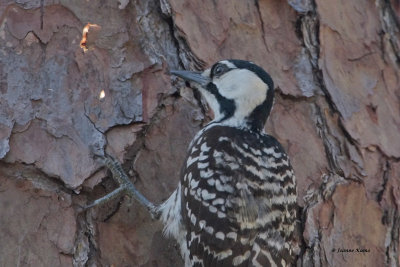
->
[180,124,298,267]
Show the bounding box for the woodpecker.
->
[89,59,298,266]
[157,59,299,266]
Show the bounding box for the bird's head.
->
[171,59,274,132]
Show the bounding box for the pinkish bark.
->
[0,0,399,266]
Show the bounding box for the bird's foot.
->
[82,154,159,218]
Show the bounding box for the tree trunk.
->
[0,0,399,266]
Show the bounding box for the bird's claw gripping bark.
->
[82,154,160,219]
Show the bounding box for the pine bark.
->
[0,0,399,266]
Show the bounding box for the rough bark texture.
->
[0,0,399,266]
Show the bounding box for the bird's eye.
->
[215,66,223,75]
[213,65,227,77]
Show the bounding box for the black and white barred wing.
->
[181,126,298,267]
[247,136,298,267]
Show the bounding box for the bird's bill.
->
[170,70,209,86]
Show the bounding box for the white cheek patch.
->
[213,69,268,121]
[213,69,268,101]
[194,67,269,124]
[215,69,268,99]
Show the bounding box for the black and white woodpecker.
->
[89,59,299,267]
